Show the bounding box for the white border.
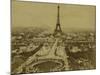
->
[0,0,10,75]
[19,0,96,5]
[0,0,98,75]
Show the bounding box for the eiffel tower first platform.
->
[53,5,63,37]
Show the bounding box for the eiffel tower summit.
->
[53,5,63,37]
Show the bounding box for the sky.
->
[12,0,96,32]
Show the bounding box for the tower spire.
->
[57,0,60,25]
[57,5,60,25]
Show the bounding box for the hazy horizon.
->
[12,1,96,32]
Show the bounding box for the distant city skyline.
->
[12,1,96,32]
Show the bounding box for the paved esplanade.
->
[15,38,69,73]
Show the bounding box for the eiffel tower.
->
[53,5,63,36]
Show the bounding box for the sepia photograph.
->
[11,0,96,74]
